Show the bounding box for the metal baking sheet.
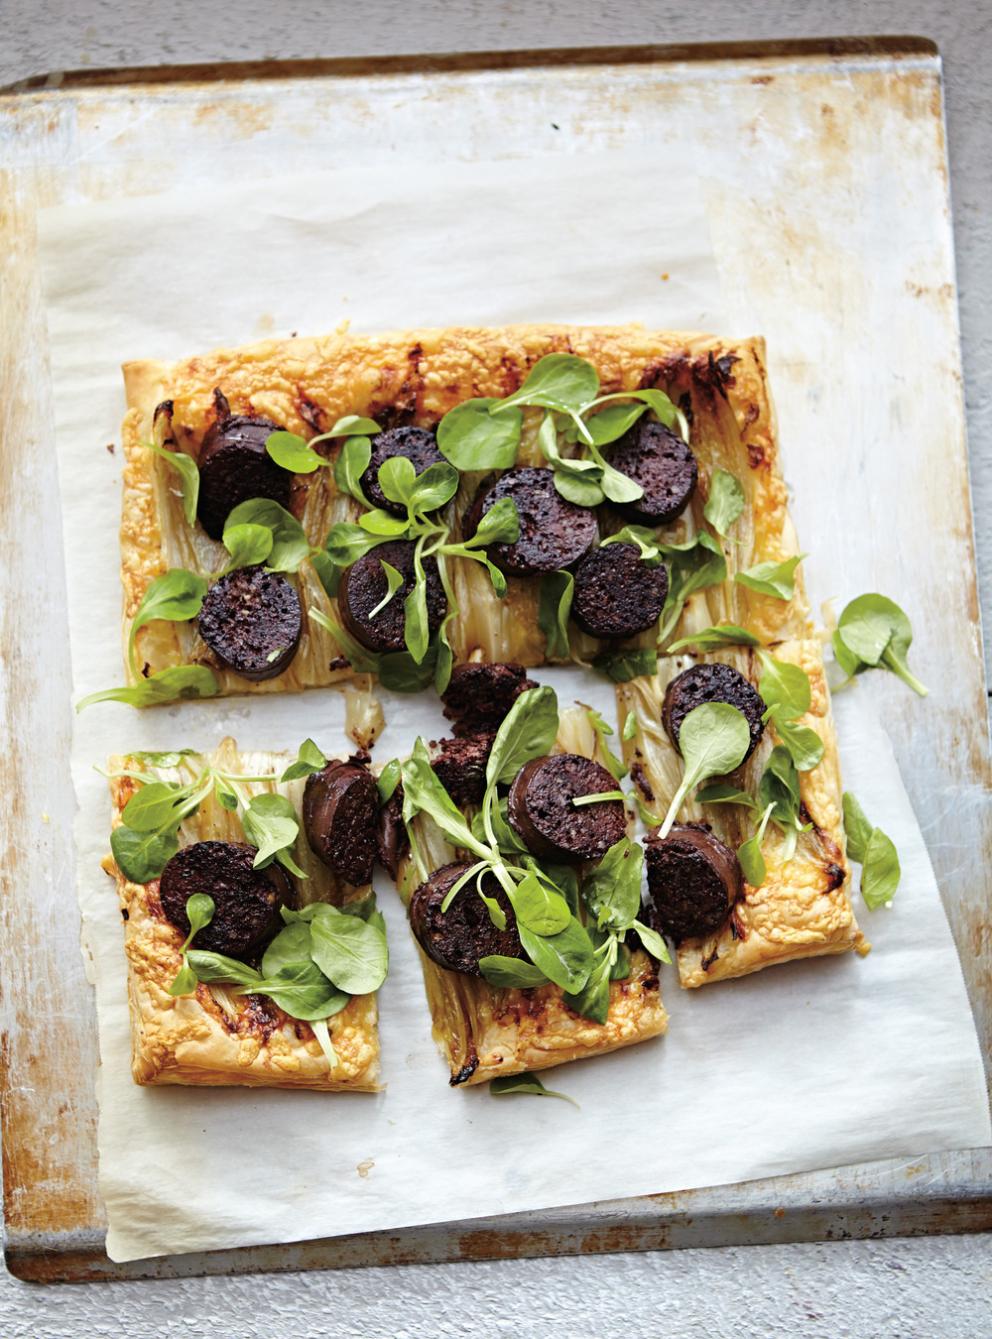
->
[1,37,989,1282]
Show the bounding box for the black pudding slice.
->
[337,539,446,655]
[644,823,742,943]
[607,420,698,526]
[159,840,291,957]
[661,661,765,763]
[196,413,291,540]
[197,566,302,681]
[572,543,669,640]
[409,862,524,977]
[360,427,445,516]
[463,467,598,576]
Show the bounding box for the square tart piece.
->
[103,739,380,1090]
[392,705,667,1086]
[617,643,866,988]
[121,324,803,694]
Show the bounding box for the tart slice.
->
[617,641,866,987]
[385,681,668,1086]
[103,738,386,1090]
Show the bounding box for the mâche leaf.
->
[309,906,389,995]
[600,525,663,565]
[242,791,306,876]
[224,498,311,573]
[77,664,220,712]
[186,951,264,988]
[583,706,627,781]
[376,757,402,803]
[585,400,648,446]
[324,522,392,568]
[517,917,595,993]
[333,435,374,506]
[666,623,760,653]
[407,461,460,514]
[563,948,614,1024]
[631,919,671,964]
[703,469,745,538]
[538,570,574,660]
[593,647,658,683]
[484,684,560,787]
[167,893,216,996]
[734,554,805,601]
[757,650,812,720]
[368,560,404,620]
[572,790,626,806]
[582,837,643,932]
[659,701,752,838]
[479,956,551,989]
[146,443,200,526]
[437,398,522,470]
[222,522,274,571]
[738,802,774,887]
[656,531,728,647]
[843,791,900,909]
[265,430,327,474]
[489,1071,577,1105]
[281,737,328,782]
[492,353,600,438]
[506,871,572,936]
[835,594,928,697]
[110,824,180,884]
[772,719,824,772]
[127,569,208,673]
[622,711,637,742]
[588,440,644,504]
[401,740,489,859]
[842,791,874,862]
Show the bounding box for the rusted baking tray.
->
[1,37,989,1282]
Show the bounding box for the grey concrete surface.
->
[2,1,990,1335]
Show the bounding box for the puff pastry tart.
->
[103,738,385,1090]
[382,682,668,1086]
[113,324,804,704]
[617,642,867,987]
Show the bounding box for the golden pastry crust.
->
[120,324,806,689]
[105,742,381,1091]
[618,641,866,989]
[393,705,667,1085]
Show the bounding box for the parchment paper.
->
[39,155,989,1263]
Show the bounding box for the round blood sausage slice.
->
[337,539,446,655]
[303,761,379,886]
[197,566,302,681]
[662,661,765,763]
[571,543,669,640]
[441,662,536,737]
[409,861,524,977]
[429,734,494,807]
[644,823,742,943]
[197,413,291,540]
[159,840,290,957]
[360,427,445,516]
[463,467,598,576]
[607,421,698,526]
[507,753,626,863]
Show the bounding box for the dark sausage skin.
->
[409,861,524,976]
[337,539,446,655]
[197,565,302,681]
[662,661,765,763]
[375,786,409,880]
[360,426,445,516]
[571,543,669,640]
[159,840,290,957]
[607,421,698,526]
[507,753,626,863]
[644,823,742,943]
[197,412,291,540]
[463,467,598,576]
[441,662,536,737]
[303,761,379,886]
[428,734,494,807]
